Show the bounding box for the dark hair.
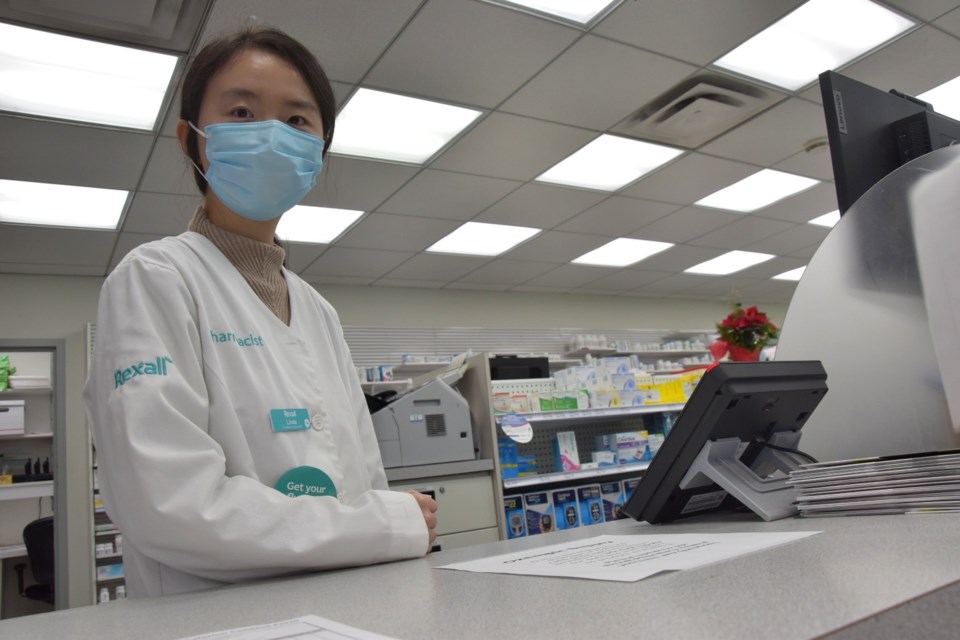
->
[179,26,336,194]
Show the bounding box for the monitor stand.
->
[678,431,803,521]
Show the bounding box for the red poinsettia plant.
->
[710,303,779,361]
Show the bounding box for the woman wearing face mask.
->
[83,26,437,598]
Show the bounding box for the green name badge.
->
[275,466,338,499]
[270,408,310,432]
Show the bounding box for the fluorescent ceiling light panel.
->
[537,135,683,192]
[713,0,914,91]
[808,210,841,227]
[774,266,806,281]
[275,205,364,244]
[695,169,818,212]
[331,88,482,164]
[919,76,960,122]
[0,178,127,230]
[685,250,775,275]
[0,22,178,130]
[485,0,622,26]
[572,238,674,267]
[427,222,540,256]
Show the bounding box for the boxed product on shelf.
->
[600,481,626,521]
[598,356,632,376]
[7,375,50,390]
[96,563,124,581]
[648,432,665,458]
[610,373,637,391]
[0,399,25,435]
[503,496,526,539]
[589,390,622,408]
[498,438,519,479]
[577,484,605,526]
[517,454,538,477]
[553,431,581,471]
[623,477,642,501]
[591,450,617,467]
[596,431,650,465]
[551,488,580,530]
[523,491,555,535]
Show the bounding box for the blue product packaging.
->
[551,488,580,530]
[577,484,605,526]
[504,496,527,539]
[499,438,519,479]
[623,476,642,501]
[600,480,626,521]
[523,491,556,535]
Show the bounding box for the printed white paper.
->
[437,532,819,582]
[176,614,398,640]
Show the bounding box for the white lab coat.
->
[84,232,427,597]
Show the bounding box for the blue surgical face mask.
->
[189,120,325,221]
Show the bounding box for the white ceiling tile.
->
[519,264,610,289]
[577,269,668,292]
[788,242,823,259]
[373,278,447,289]
[501,230,608,263]
[886,0,960,21]
[556,196,678,236]
[304,275,377,287]
[934,6,960,36]
[365,0,578,107]
[444,282,512,292]
[501,35,698,130]
[745,225,829,256]
[335,212,460,252]
[474,183,607,229]
[0,115,153,190]
[430,112,595,181]
[301,247,414,278]
[773,146,835,182]
[630,207,741,243]
[201,0,422,84]
[699,98,829,166]
[284,243,329,274]
[737,255,807,279]
[621,153,757,205]
[594,0,805,65]
[109,232,166,271]
[308,157,420,212]
[632,273,705,294]
[631,245,725,272]
[509,285,569,293]
[751,182,839,223]
[121,192,201,235]
[688,216,796,250]
[455,259,556,286]
[840,26,960,97]
[377,170,521,220]
[384,253,492,281]
[0,224,116,266]
[139,136,201,196]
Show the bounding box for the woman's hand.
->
[405,490,438,553]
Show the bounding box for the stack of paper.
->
[788,449,960,517]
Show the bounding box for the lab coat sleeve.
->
[85,254,428,585]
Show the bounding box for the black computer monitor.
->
[821,70,960,214]
[621,361,828,524]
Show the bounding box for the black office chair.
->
[13,516,55,606]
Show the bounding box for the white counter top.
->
[2,512,959,639]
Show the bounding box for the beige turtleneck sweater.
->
[187,207,290,325]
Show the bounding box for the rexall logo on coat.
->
[114,356,173,389]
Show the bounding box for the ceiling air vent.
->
[611,73,784,149]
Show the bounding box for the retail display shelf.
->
[0,544,26,559]
[0,480,54,501]
[622,349,710,356]
[503,462,650,490]
[0,432,53,440]
[0,387,52,396]
[564,348,617,358]
[391,363,448,376]
[360,379,413,392]
[497,403,685,426]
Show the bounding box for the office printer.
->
[370,366,476,468]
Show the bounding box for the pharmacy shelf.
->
[564,348,617,358]
[623,350,710,356]
[496,403,685,427]
[391,363,449,377]
[0,544,26,559]
[0,480,54,501]
[0,432,53,440]
[0,387,52,396]
[503,462,650,490]
[360,379,413,392]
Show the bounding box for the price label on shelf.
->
[499,413,533,443]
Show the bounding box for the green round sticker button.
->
[275,466,338,499]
